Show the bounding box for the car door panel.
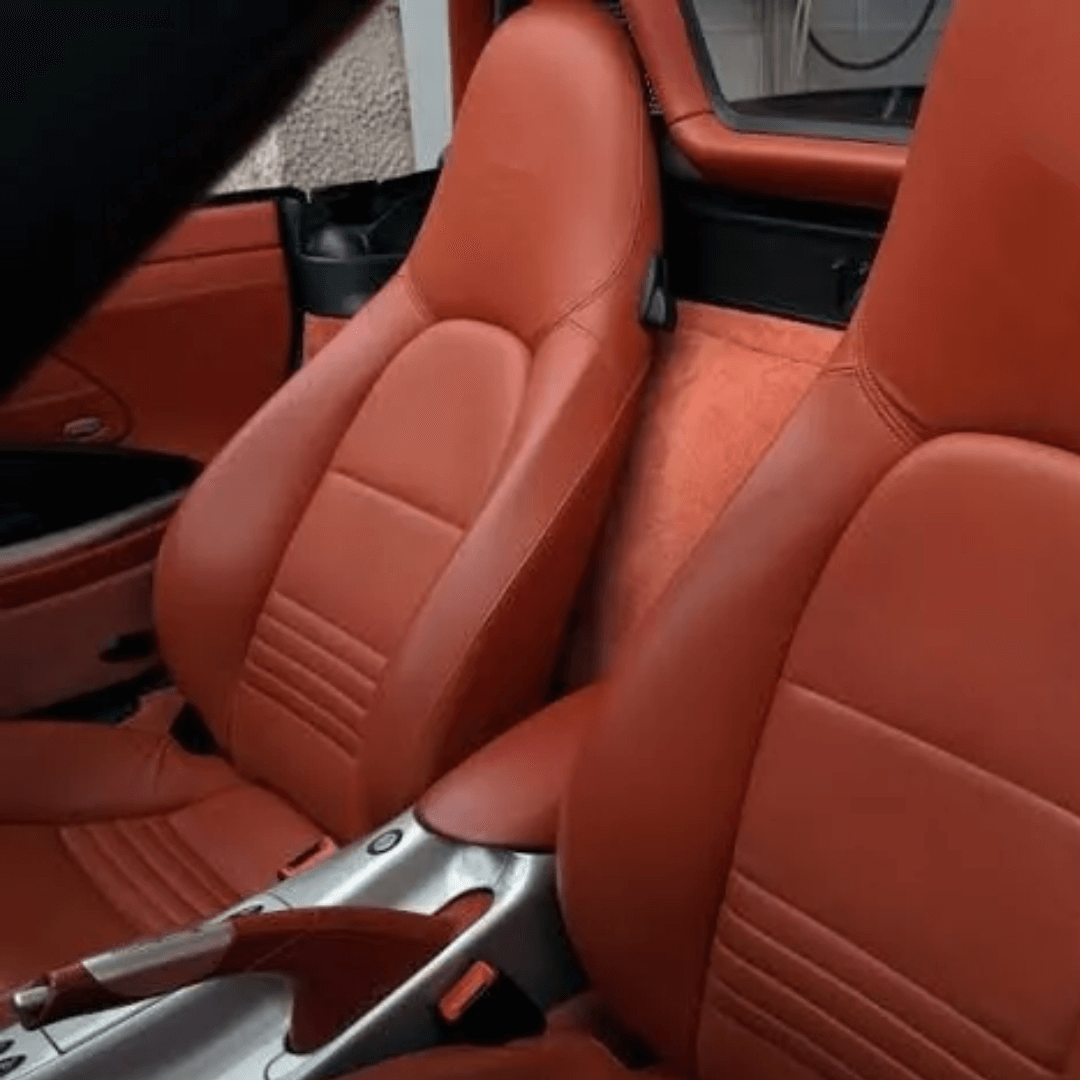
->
[0,558,158,717]
[0,356,129,446]
[0,199,293,464]
[48,200,293,464]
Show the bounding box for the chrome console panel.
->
[1,812,583,1079]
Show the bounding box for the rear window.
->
[684,0,954,138]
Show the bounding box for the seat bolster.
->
[155,273,432,739]
[0,721,239,824]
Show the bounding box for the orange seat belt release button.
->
[277,836,338,881]
[438,961,499,1025]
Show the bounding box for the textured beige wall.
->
[215,0,414,195]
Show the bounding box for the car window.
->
[685,0,954,137]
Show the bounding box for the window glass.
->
[686,0,954,134]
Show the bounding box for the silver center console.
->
[0,812,583,1079]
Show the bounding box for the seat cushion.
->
[350,1034,642,1080]
[0,720,323,991]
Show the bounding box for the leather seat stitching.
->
[785,679,1080,831]
[400,264,434,323]
[249,635,373,725]
[62,823,195,931]
[242,663,363,751]
[50,826,148,935]
[540,90,649,343]
[329,467,466,533]
[718,906,1011,1080]
[240,675,362,757]
[710,944,926,1080]
[729,868,1057,1073]
[220,291,429,750]
[270,592,387,672]
[851,320,925,448]
[407,363,648,759]
[259,610,379,693]
[706,977,867,1080]
[145,816,237,909]
[106,819,221,922]
[686,408,911,1062]
[246,643,367,738]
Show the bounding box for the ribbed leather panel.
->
[228,320,529,840]
[62,813,239,937]
[701,440,1080,1080]
[707,873,1050,1080]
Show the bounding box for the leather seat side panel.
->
[0,722,321,990]
[704,436,1080,1080]
[559,362,909,1072]
[154,275,431,728]
[229,321,531,839]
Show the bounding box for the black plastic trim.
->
[0,446,200,549]
[664,175,886,327]
[276,193,308,371]
[200,185,307,209]
[282,170,439,318]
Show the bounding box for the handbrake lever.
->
[6,906,460,1053]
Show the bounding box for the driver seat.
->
[350,0,1080,1076]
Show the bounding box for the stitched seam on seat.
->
[62,824,193,932]
[105,820,219,921]
[270,592,387,675]
[400,264,435,323]
[785,679,1080,831]
[249,634,373,725]
[51,826,148,936]
[144,816,237,909]
[240,676,361,758]
[247,648,365,743]
[707,978,867,1080]
[732,866,1061,1072]
[329,468,467,534]
[259,610,380,692]
[221,288,430,752]
[851,320,925,448]
[538,56,651,344]
[688,370,916,1071]
[405,360,648,772]
[64,824,179,926]
[710,945,926,1080]
[718,907,1000,1080]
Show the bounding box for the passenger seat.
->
[344,0,1080,1076]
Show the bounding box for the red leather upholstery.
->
[0,1,658,990]
[417,682,605,852]
[354,0,1080,1077]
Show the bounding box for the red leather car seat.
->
[351,0,1080,1077]
[0,2,658,990]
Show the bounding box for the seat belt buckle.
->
[277,836,338,881]
[436,960,545,1045]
